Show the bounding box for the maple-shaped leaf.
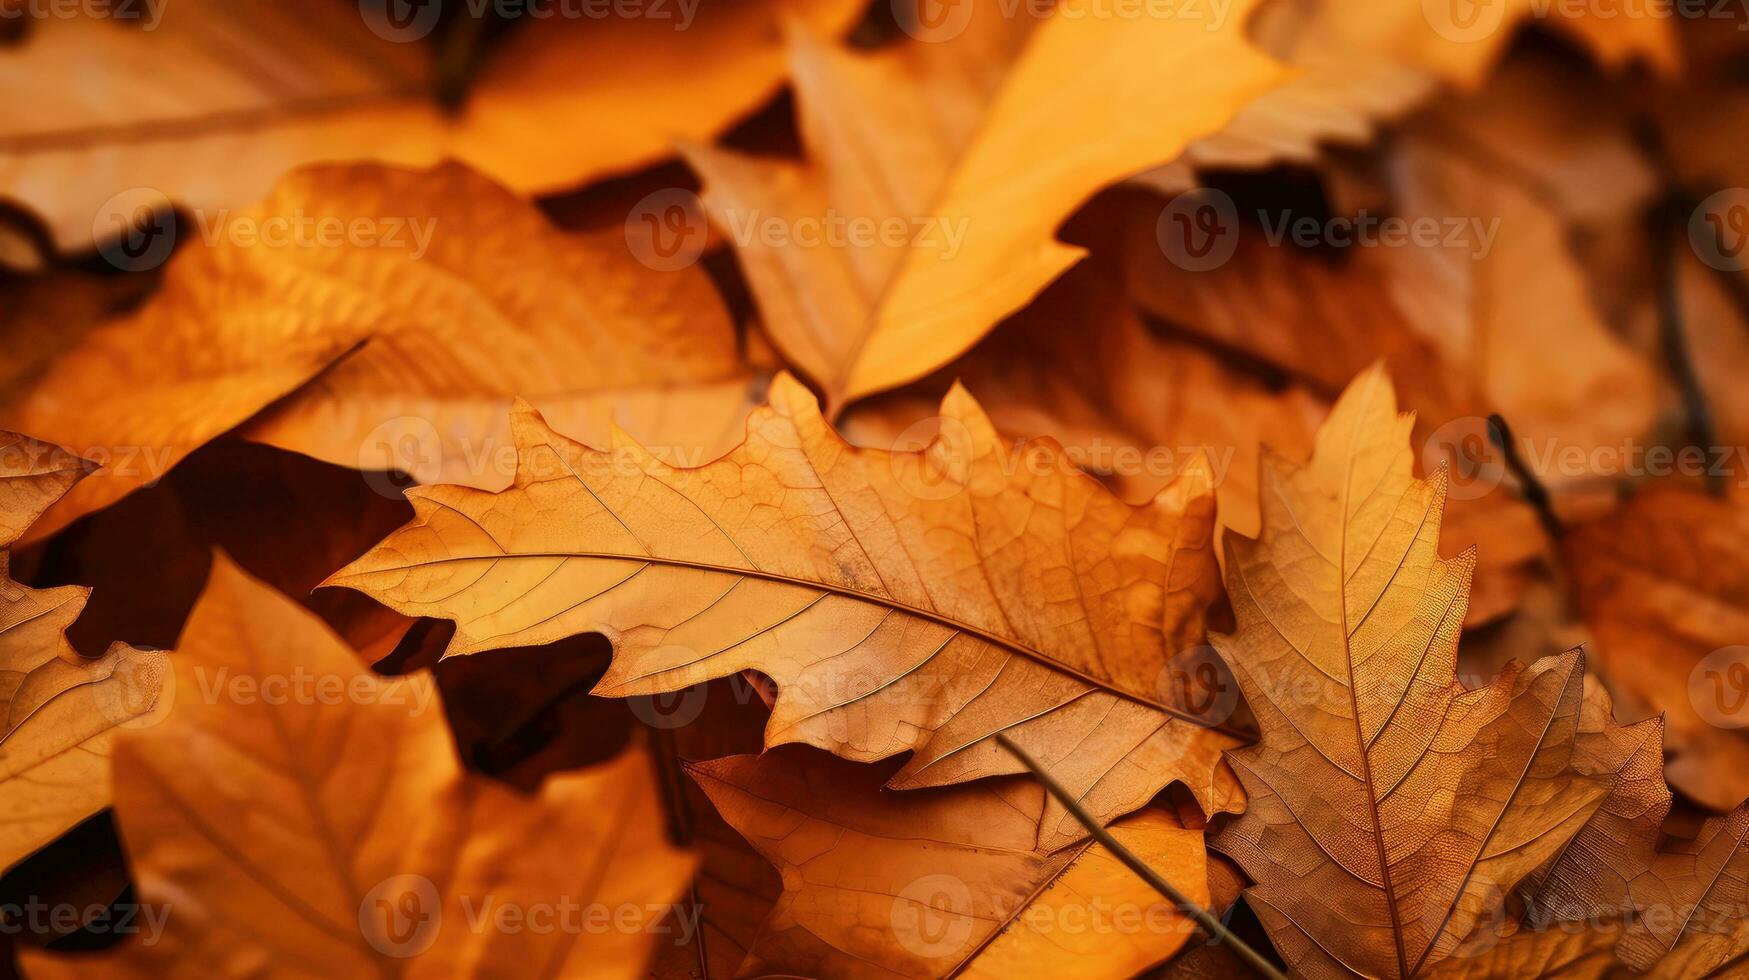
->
[683,0,1287,413]
[0,0,865,256]
[331,372,1240,845]
[2,162,755,540]
[21,554,693,978]
[1210,366,1610,979]
[1564,485,1749,811]
[688,745,1208,978]
[0,432,167,873]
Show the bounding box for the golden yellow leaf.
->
[0,432,167,873]
[1210,365,1611,978]
[0,0,865,255]
[689,746,1208,978]
[330,372,1241,845]
[685,0,1288,413]
[1,162,754,540]
[20,554,694,978]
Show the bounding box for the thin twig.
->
[993,734,1287,980]
[1486,414,1564,541]
[1634,115,1725,495]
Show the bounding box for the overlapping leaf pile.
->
[3,0,1748,977]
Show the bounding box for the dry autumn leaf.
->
[1253,0,1677,88]
[19,554,694,978]
[1563,485,1749,812]
[0,431,167,873]
[1,161,757,540]
[1619,802,1749,976]
[0,0,865,257]
[1210,365,1618,979]
[329,373,1241,845]
[841,259,1324,540]
[688,745,1208,978]
[684,0,1288,413]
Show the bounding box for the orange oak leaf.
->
[329,372,1242,846]
[0,432,167,873]
[0,162,755,541]
[0,0,865,256]
[684,0,1288,414]
[1209,365,1612,978]
[20,554,694,978]
[1563,485,1749,812]
[688,745,1208,979]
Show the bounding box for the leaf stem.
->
[993,734,1287,980]
[1486,414,1564,540]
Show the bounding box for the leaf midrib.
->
[342,548,1244,736]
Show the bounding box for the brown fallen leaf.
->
[1,162,756,540]
[685,0,1288,414]
[1517,677,1669,930]
[1503,682,1747,976]
[19,554,694,978]
[0,432,167,873]
[841,260,1324,541]
[0,0,865,256]
[1210,365,1613,978]
[1563,485,1749,812]
[688,745,1208,978]
[1134,0,1440,194]
[1421,920,1626,979]
[329,373,1241,846]
[1619,802,1749,976]
[1252,0,1677,88]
